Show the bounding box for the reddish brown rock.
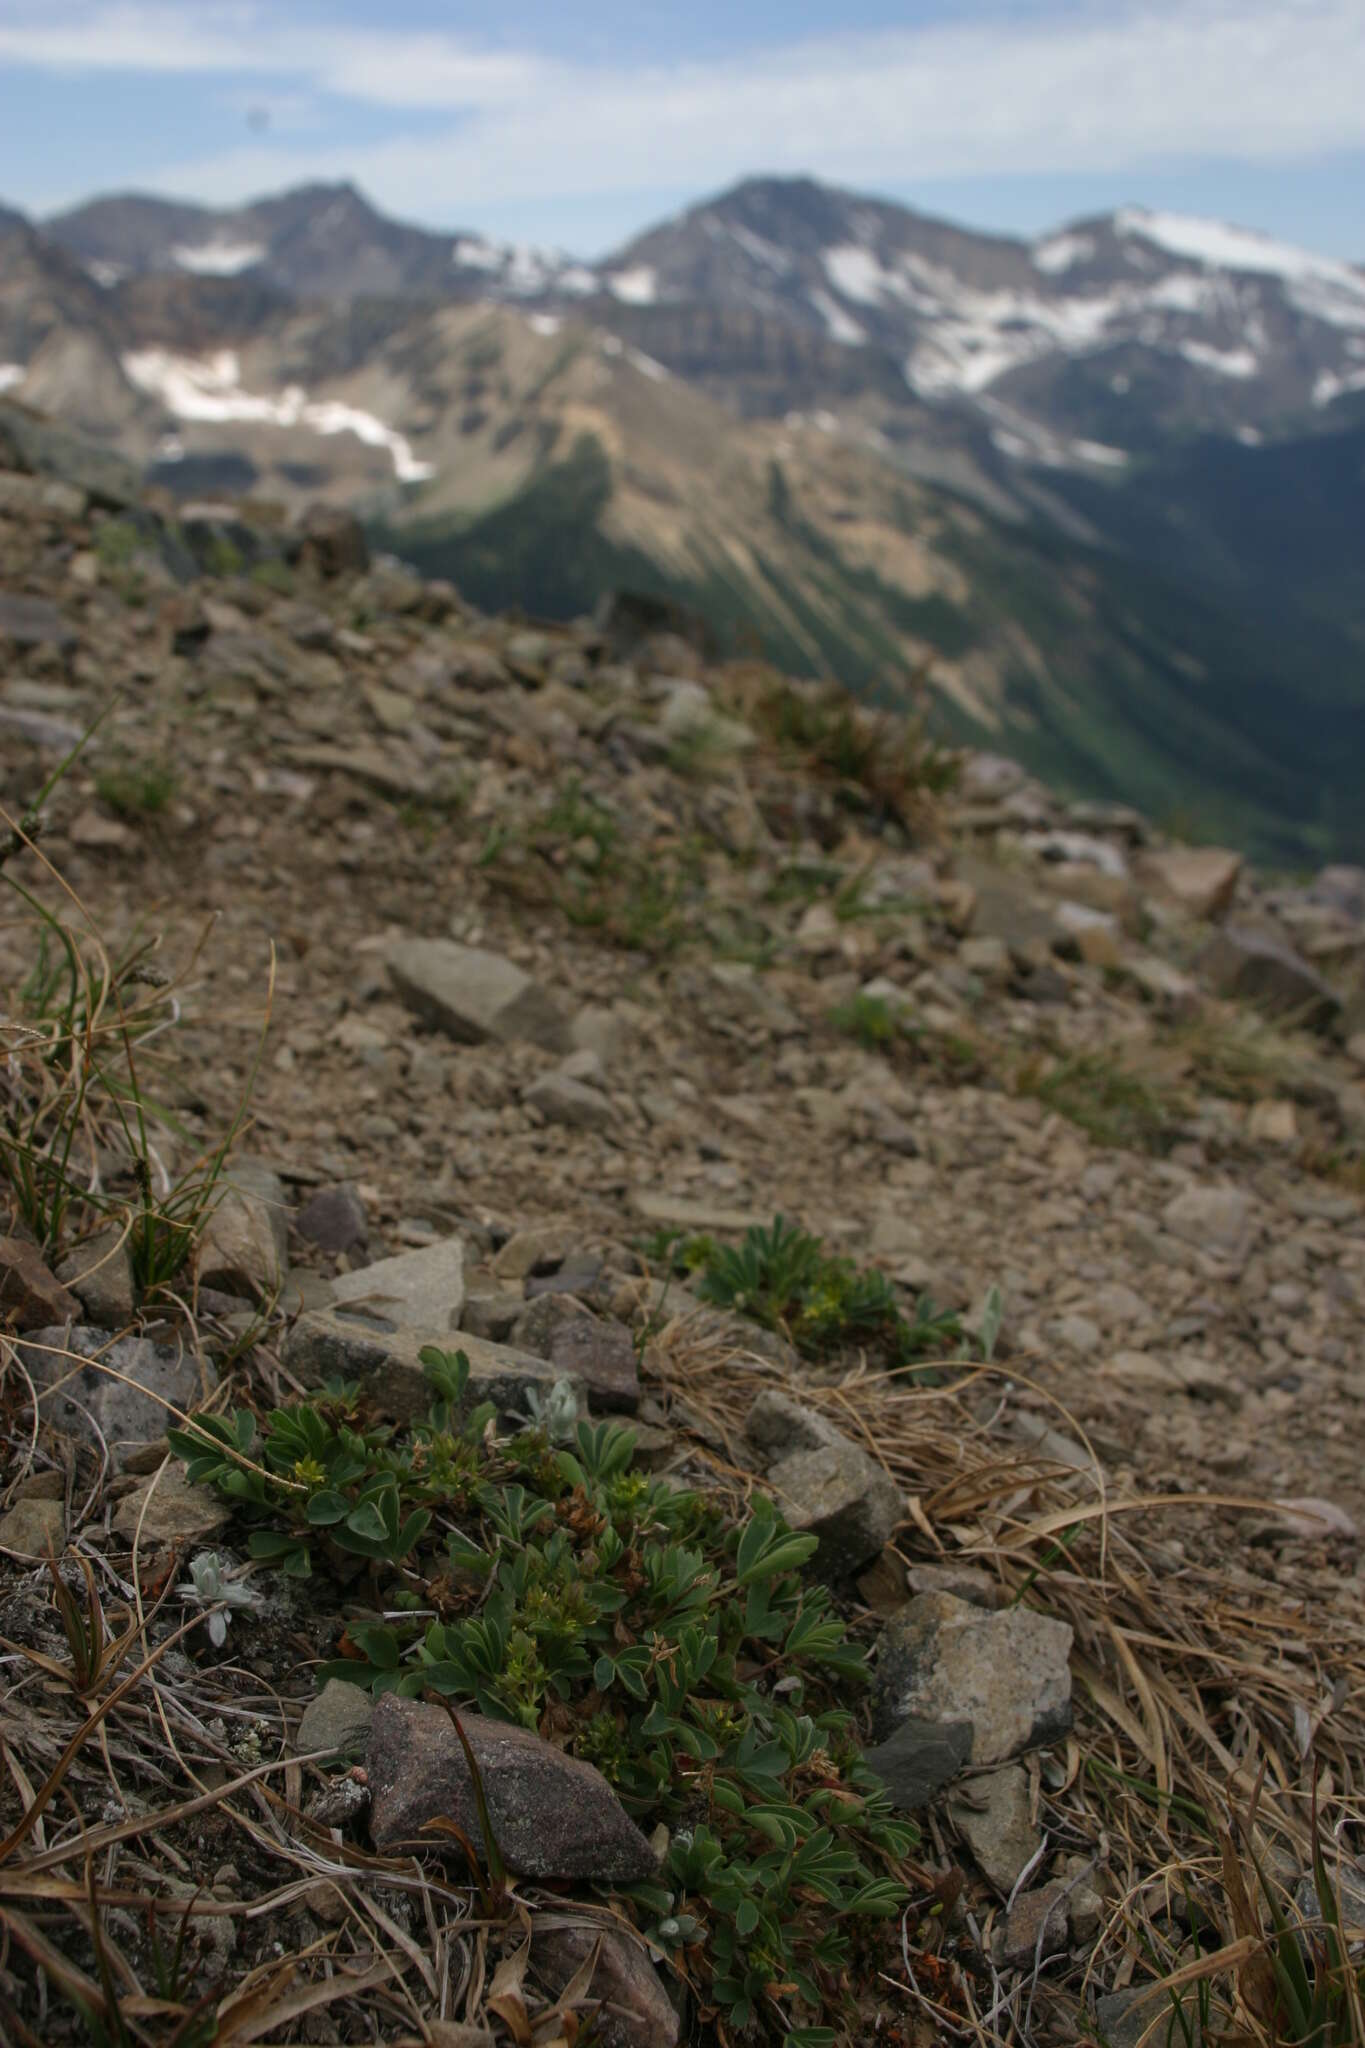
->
[532,1926,680,2048]
[0,1238,80,1331]
[366,1696,657,1881]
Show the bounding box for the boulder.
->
[388,939,570,1053]
[366,1696,658,1880]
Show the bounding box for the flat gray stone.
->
[367,1696,657,1880]
[524,1070,615,1131]
[329,1234,466,1333]
[1161,1183,1254,1259]
[283,1308,560,1424]
[297,1679,375,1760]
[872,1593,1073,1765]
[388,939,570,1052]
[20,1325,212,1465]
[294,1183,368,1253]
[949,1765,1042,1891]
[744,1388,849,1463]
[0,589,76,650]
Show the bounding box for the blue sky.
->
[1,0,1362,259]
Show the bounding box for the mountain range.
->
[2,174,1362,862]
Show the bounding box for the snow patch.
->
[453,237,502,272]
[1178,340,1259,378]
[0,363,25,394]
[87,260,126,289]
[1032,232,1094,275]
[1313,364,1365,406]
[528,312,562,337]
[1072,439,1129,467]
[171,241,264,276]
[821,244,892,306]
[121,349,434,484]
[1235,425,1263,445]
[809,289,867,346]
[607,265,657,306]
[1115,208,1362,290]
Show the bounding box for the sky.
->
[0,0,1362,260]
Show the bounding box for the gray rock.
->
[460,1287,525,1342]
[1095,1985,1200,2048]
[55,1225,136,1327]
[197,1159,289,1298]
[0,589,76,651]
[861,1716,973,1810]
[744,1388,849,1463]
[766,1441,903,1577]
[491,1224,579,1280]
[532,1926,680,2048]
[1309,866,1365,922]
[0,1495,66,1558]
[284,1308,559,1424]
[524,1070,615,1131]
[328,1234,465,1332]
[366,1695,658,1880]
[19,1325,211,1465]
[1202,926,1342,1032]
[508,1295,640,1412]
[1162,1183,1254,1259]
[0,1237,80,1331]
[0,398,140,507]
[388,938,570,1053]
[297,1679,374,1760]
[294,1183,368,1253]
[871,1593,1073,1765]
[949,1765,1042,1891]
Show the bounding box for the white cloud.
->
[5,0,1364,225]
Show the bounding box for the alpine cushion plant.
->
[170,1348,916,2046]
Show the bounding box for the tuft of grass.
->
[249,556,295,596]
[743,670,960,835]
[94,755,180,821]
[830,990,900,1049]
[1018,1047,1188,1154]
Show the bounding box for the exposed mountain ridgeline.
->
[3,174,1363,861]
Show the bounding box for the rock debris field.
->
[1,395,1364,2047]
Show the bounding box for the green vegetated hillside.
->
[376,425,1365,869]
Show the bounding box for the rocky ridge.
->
[1,402,1364,2045]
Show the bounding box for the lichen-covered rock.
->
[870,1593,1073,1766]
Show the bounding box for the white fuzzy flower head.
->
[181,1552,264,1647]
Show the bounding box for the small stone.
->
[56,1225,135,1328]
[959,935,1010,979]
[745,1388,849,1462]
[297,1679,375,1760]
[524,1070,615,1131]
[491,1225,578,1280]
[460,1287,525,1341]
[1246,1098,1298,1145]
[197,1159,289,1298]
[366,1696,658,1880]
[1052,1313,1102,1356]
[388,938,570,1053]
[860,1716,973,1810]
[1141,846,1242,921]
[532,1926,680,2048]
[329,1234,466,1333]
[1162,1183,1254,1259]
[856,1550,909,1616]
[0,1495,65,1557]
[871,1593,1073,1764]
[1095,1985,1199,2048]
[295,1183,369,1253]
[508,1295,640,1412]
[766,1441,903,1577]
[949,1765,1041,1891]
[0,1237,80,1331]
[1202,926,1341,1032]
[68,807,135,851]
[997,1880,1069,1969]
[112,1466,231,1549]
[0,590,77,651]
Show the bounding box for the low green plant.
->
[94,755,180,820]
[171,1348,915,2043]
[668,1214,960,1369]
[749,673,960,833]
[1019,1048,1186,1154]
[829,991,899,1049]
[249,556,295,596]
